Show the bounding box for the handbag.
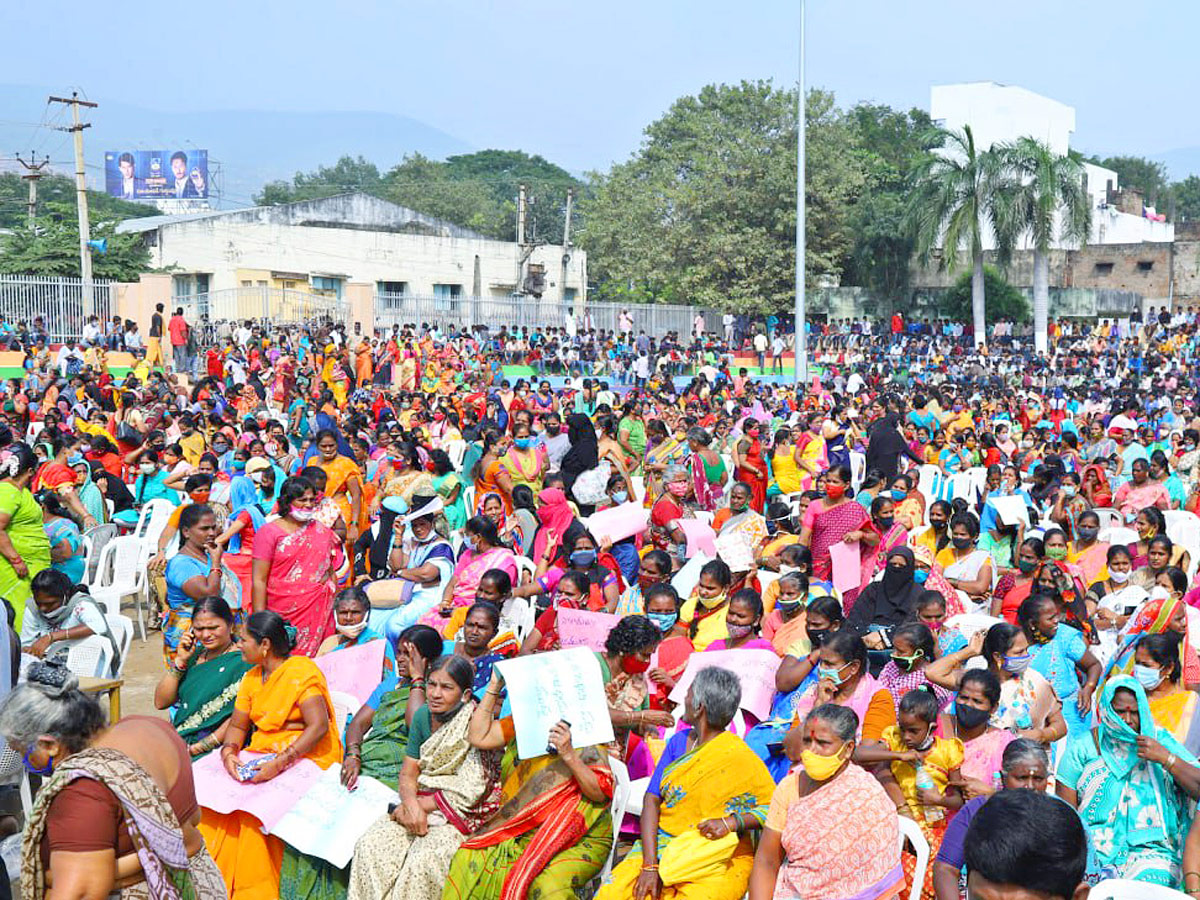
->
[115,422,142,446]
[571,460,611,505]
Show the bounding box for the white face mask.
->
[335,620,368,639]
[1150,585,1172,602]
[290,508,315,522]
[1109,568,1131,585]
[250,471,263,484]
[139,462,155,475]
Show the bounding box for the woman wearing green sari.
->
[442,668,614,900]
[277,624,444,900]
[430,449,468,532]
[153,595,250,756]
[1056,674,1200,886]
[0,442,52,633]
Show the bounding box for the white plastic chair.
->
[1100,526,1138,546]
[508,596,538,645]
[1088,879,1190,900]
[329,690,361,734]
[624,775,651,816]
[82,524,119,587]
[945,612,1004,638]
[1092,507,1123,531]
[64,634,112,679]
[897,815,930,900]
[849,451,866,491]
[134,498,176,546]
[1164,509,1200,535]
[105,614,134,677]
[630,475,645,504]
[89,536,150,640]
[513,555,538,587]
[444,439,467,471]
[600,755,631,883]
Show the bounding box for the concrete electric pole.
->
[49,92,99,315]
[15,151,50,227]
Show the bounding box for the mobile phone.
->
[546,718,571,756]
[387,801,398,815]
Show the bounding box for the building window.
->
[433,283,462,312]
[1093,262,1114,275]
[311,276,344,299]
[1137,261,1154,272]
[378,281,408,296]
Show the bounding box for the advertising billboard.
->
[104,149,208,200]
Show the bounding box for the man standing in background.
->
[146,303,165,369]
[168,307,190,377]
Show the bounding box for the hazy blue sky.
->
[3,0,1196,172]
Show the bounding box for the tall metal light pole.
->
[793,0,808,387]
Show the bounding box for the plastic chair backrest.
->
[849,451,866,491]
[1100,526,1138,546]
[896,815,929,900]
[600,755,631,883]
[64,635,110,679]
[513,555,538,587]
[1092,508,1123,531]
[136,499,176,545]
[100,536,146,592]
[945,613,1004,638]
[83,524,119,585]
[444,440,467,471]
[1088,879,1190,900]
[510,596,538,644]
[105,614,134,675]
[631,475,646,504]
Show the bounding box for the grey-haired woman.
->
[0,660,225,899]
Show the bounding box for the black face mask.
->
[952,536,973,550]
[806,628,830,648]
[955,704,991,731]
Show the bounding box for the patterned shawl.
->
[416,701,503,835]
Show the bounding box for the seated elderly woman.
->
[442,668,615,899]
[316,585,396,681]
[1056,675,1200,886]
[347,655,502,900]
[0,660,226,898]
[596,666,777,900]
[748,703,903,900]
[21,569,121,677]
[153,596,251,756]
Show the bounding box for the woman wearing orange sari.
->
[314,429,365,542]
[354,338,373,387]
[474,429,515,516]
[200,610,342,900]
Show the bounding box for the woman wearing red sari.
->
[251,475,344,656]
[1080,463,1113,509]
[733,418,769,513]
[799,464,868,607]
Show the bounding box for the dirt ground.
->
[120,624,173,720]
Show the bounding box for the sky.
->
[2,0,1197,174]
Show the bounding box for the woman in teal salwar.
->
[277,624,444,900]
[1056,675,1200,886]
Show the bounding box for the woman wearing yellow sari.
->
[321,346,349,407]
[422,363,440,394]
[596,667,775,900]
[794,413,827,492]
[201,611,342,900]
[1136,632,1200,755]
[315,429,365,542]
[443,670,615,899]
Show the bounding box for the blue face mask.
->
[514,437,534,450]
[913,569,929,585]
[612,490,628,504]
[23,745,53,776]
[648,611,678,634]
[66,452,83,466]
[889,489,906,501]
[570,549,597,568]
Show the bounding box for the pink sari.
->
[807,499,868,604]
[689,451,716,512]
[252,520,343,656]
[935,715,1012,786]
[419,545,517,630]
[865,522,908,587]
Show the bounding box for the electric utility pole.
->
[15,151,50,227]
[49,92,98,314]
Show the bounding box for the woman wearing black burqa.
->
[560,413,601,515]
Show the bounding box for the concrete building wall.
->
[931,82,1075,155]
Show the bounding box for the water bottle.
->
[914,763,944,823]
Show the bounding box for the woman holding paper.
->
[798,464,868,609]
[347,655,502,900]
[596,666,776,900]
[442,669,615,899]
[200,610,342,900]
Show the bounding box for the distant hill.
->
[0,83,473,210]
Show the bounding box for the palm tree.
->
[996,137,1091,355]
[906,126,1009,347]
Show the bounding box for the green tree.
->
[996,138,1090,354]
[842,104,935,301]
[253,155,382,205]
[1174,175,1200,222]
[0,172,155,230]
[578,82,865,313]
[0,214,149,280]
[1092,155,1170,208]
[940,266,1028,324]
[906,126,1010,346]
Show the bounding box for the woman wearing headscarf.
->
[1105,589,1200,690]
[531,487,577,565]
[216,475,266,612]
[844,547,925,638]
[1056,676,1200,887]
[560,413,602,515]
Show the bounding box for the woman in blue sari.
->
[1018,591,1102,737]
[1056,676,1200,886]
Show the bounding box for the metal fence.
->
[173,287,351,328]
[0,275,113,341]
[374,293,708,336]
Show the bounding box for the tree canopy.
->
[255,150,583,243]
[1089,155,1170,208]
[940,266,1029,324]
[0,172,155,230]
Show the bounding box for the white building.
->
[116,192,586,324]
[930,81,1173,248]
